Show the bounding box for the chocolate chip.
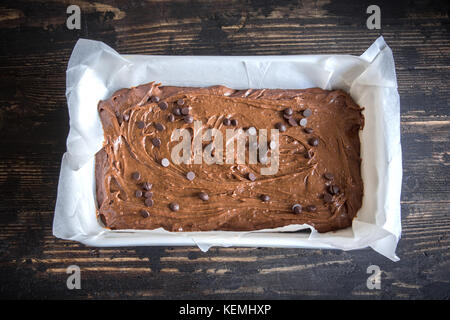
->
[117,114,123,125]
[328,185,340,195]
[136,121,145,129]
[135,190,143,198]
[169,202,179,211]
[155,122,165,131]
[199,192,209,201]
[222,118,231,126]
[152,137,161,147]
[151,96,160,103]
[186,171,195,181]
[140,209,150,218]
[144,191,153,198]
[231,119,238,126]
[184,115,194,124]
[292,204,302,214]
[308,137,319,146]
[323,192,333,203]
[303,108,312,117]
[260,194,270,202]
[275,122,286,132]
[177,99,185,106]
[131,171,141,180]
[323,172,334,180]
[142,182,152,191]
[181,107,190,115]
[284,107,293,116]
[161,158,170,167]
[123,113,130,121]
[304,127,314,134]
[299,118,307,127]
[305,205,317,212]
[145,198,154,207]
[158,101,168,110]
[304,150,313,159]
[167,114,175,122]
[248,172,256,181]
[288,118,298,127]
[173,107,182,116]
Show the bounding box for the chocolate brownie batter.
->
[96,82,364,233]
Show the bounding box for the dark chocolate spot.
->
[154,122,165,131]
[136,121,145,129]
[305,205,317,212]
[131,171,141,180]
[304,127,314,134]
[140,209,150,218]
[145,198,154,207]
[135,190,143,198]
[142,182,152,191]
[117,114,123,125]
[292,204,302,214]
[158,101,168,110]
[328,185,340,195]
[275,122,286,132]
[308,137,319,146]
[323,192,333,203]
[223,118,231,126]
[181,107,190,115]
[167,114,175,122]
[184,115,194,124]
[324,172,334,180]
[151,96,160,103]
[177,99,185,106]
[288,118,298,127]
[169,202,179,211]
[231,119,238,126]
[284,107,293,116]
[173,107,182,116]
[144,191,153,198]
[152,137,161,147]
[260,194,270,202]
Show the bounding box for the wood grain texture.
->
[0,0,449,299]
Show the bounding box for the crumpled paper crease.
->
[53,36,402,261]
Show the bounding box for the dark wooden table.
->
[0,0,448,299]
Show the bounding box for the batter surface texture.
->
[96,82,364,232]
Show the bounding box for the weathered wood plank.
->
[0,0,449,299]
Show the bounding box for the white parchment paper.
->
[53,36,402,261]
